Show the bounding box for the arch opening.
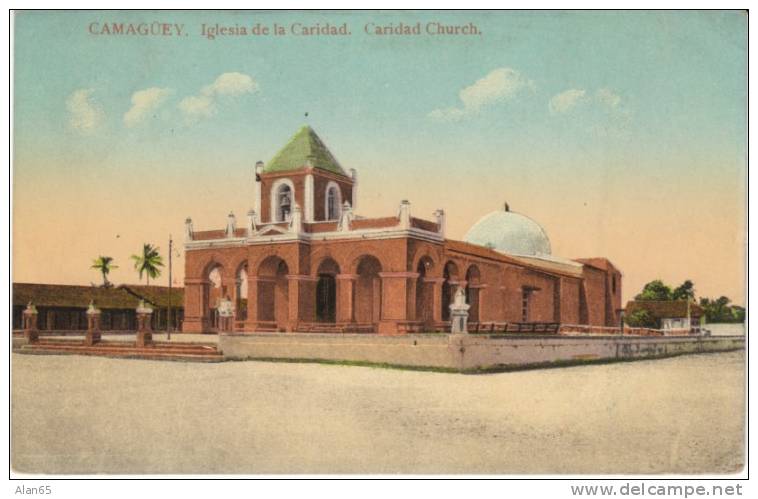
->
[276,184,292,222]
[203,263,225,332]
[465,265,481,323]
[326,183,341,221]
[257,256,290,331]
[316,258,340,323]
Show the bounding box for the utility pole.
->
[167,234,172,341]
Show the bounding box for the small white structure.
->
[217,297,235,318]
[449,287,471,334]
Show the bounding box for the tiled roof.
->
[12,282,183,310]
[625,300,703,319]
[119,284,184,308]
[265,126,347,176]
[445,239,584,279]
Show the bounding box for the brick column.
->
[22,303,39,344]
[287,275,317,332]
[336,274,357,324]
[136,302,153,348]
[244,276,260,331]
[182,278,209,333]
[84,304,101,346]
[377,272,418,335]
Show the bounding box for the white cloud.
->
[123,87,173,127]
[201,72,258,97]
[549,89,588,114]
[178,94,216,119]
[179,72,258,122]
[429,67,534,121]
[66,88,104,133]
[596,88,622,109]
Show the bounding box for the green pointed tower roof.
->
[265,126,347,176]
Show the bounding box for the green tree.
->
[731,306,746,323]
[625,309,658,328]
[130,243,164,285]
[635,280,673,301]
[699,296,744,323]
[672,280,695,301]
[91,256,118,288]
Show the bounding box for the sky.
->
[12,10,747,304]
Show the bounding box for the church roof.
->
[265,125,347,176]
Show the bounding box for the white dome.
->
[464,207,551,256]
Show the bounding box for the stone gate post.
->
[22,302,39,344]
[85,301,102,346]
[136,300,154,347]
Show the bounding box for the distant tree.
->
[625,309,657,328]
[635,280,673,301]
[91,256,117,288]
[731,306,746,323]
[699,296,744,323]
[672,280,695,301]
[130,243,164,285]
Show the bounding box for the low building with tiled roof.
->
[12,282,184,332]
[625,300,703,331]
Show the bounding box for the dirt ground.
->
[11,350,745,475]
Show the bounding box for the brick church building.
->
[182,126,622,335]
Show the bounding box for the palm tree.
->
[91,256,118,288]
[131,243,164,285]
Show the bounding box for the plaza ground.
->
[11,350,744,475]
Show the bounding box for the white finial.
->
[398,200,411,229]
[226,212,237,238]
[184,217,194,242]
[434,209,446,237]
[246,209,257,237]
[338,201,354,231]
[136,299,153,314]
[86,300,100,315]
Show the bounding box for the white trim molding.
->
[304,173,314,222]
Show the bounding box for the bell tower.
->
[257,126,355,224]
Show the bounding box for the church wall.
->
[559,277,582,325]
[471,262,503,323]
[184,234,620,333]
[498,267,559,323]
[582,266,608,326]
[607,267,622,327]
